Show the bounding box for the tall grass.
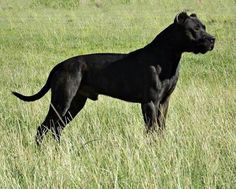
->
[0,0,236,188]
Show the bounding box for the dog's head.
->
[174,12,215,54]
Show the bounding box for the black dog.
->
[13,12,215,145]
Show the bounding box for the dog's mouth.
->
[194,38,215,54]
[209,42,215,51]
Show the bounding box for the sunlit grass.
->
[0,0,235,188]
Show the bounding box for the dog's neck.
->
[144,24,183,79]
[148,23,184,52]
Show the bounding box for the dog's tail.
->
[12,73,52,102]
[12,82,50,102]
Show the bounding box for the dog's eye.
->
[194,26,200,31]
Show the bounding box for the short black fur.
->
[12,12,215,145]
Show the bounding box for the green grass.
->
[0,0,236,188]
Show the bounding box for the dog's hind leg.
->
[36,67,84,145]
[51,94,87,142]
[36,106,58,145]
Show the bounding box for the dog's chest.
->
[148,65,179,101]
[160,71,179,99]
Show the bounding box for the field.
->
[0,0,236,188]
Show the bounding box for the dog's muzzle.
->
[207,36,215,51]
[195,35,215,54]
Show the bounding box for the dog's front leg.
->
[141,101,158,132]
[154,78,171,131]
[156,97,170,130]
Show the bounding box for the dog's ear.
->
[174,12,189,25]
[190,13,197,18]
